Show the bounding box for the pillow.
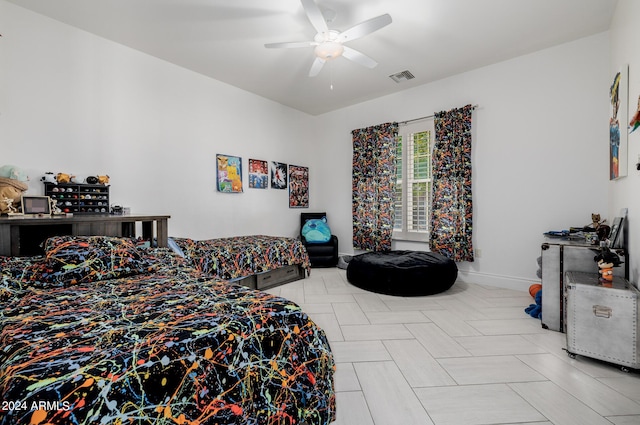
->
[42,235,145,285]
[302,218,332,243]
[0,256,52,290]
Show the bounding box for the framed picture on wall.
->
[609,65,628,180]
[288,165,309,208]
[216,154,243,193]
[248,159,268,189]
[270,161,288,189]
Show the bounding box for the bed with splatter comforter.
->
[0,236,335,425]
[171,236,311,287]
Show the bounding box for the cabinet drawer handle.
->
[592,305,612,318]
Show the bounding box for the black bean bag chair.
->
[346,250,457,296]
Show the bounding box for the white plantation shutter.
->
[394,120,433,242]
[394,137,403,231]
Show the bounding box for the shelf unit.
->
[44,182,109,214]
[0,214,170,256]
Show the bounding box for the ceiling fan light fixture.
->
[314,41,344,60]
[266,0,392,76]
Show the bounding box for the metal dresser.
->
[565,271,639,372]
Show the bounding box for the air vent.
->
[389,70,415,83]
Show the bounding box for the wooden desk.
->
[0,214,170,256]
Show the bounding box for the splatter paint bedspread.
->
[0,245,335,425]
[172,236,311,281]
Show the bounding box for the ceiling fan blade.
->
[338,13,392,43]
[309,57,325,77]
[342,46,378,69]
[265,41,316,49]
[301,0,328,34]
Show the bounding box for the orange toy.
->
[529,283,542,298]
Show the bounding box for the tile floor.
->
[265,267,640,425]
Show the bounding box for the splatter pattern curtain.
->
[430,105,474,261]
[352,122,398,251]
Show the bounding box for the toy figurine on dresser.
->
[593,247,622,287]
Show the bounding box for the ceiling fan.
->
[265,0,392,77]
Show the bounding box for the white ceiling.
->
[7,0,617,115]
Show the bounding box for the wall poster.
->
[270,161,288,189]
[630,94,640,134]
[248,159,268,189]
[216,154,243,193]
[609,65,628,180]
[288,165,309,208]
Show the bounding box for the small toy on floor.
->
[529,283,541,298]
[525,284,542,319]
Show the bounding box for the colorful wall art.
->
[630,94,640,134]
[248,159,268,189]
[216,154,243,193]
[270,161,288,189]
[289,165,309,208]
[609,66,628,180]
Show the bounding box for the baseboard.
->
[456,270,539,293]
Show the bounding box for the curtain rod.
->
[398,104,479,126]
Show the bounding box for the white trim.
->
[456,270,538,293]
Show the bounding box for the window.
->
[393,120,434,242]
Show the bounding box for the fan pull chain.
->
[330,62,334,90]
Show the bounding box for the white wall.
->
[315,33,612,290]
[2,1,629,291]
[609,0,640,285]
[0,1,316,240]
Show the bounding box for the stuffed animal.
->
[302,217,332,243]
[40,172,57,184]
[85,176,99,184]
[0,182,28,214]
[525,289,542,319]
[56,173,72,184]
[0,165,29,214]
[97,175,110,185]
[0,165,29,182]
[0,192,21,213]
[70,175,85,184]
